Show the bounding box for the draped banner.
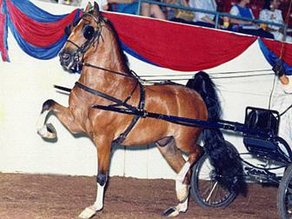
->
[1,0,292,74]
[0,0,8,61]
[258,38,292,75]
[0,0,81,61]
[104,12,258,71]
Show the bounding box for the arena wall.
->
[0,0,280,179]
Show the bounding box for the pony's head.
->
[59,2,104,73]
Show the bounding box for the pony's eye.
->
[83,25,95,40]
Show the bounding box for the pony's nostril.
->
[60,52,71,62]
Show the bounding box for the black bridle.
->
[62,13,104,73]
[62,13,146,144]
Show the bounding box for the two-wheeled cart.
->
[189,106,292,219]
[93,103,292,219]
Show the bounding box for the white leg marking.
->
[36,110,57,139]
[93,183,105,211]
[163,197,189,217]
[36,110,49,131]
[176,162,190,201]
[163,162,191,217]
[78,183,105,219]
[176,197,188,213]
[177,161,191,182]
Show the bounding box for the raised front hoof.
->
[37,123,57,141]
[162,207,180,217]
[78,206,97,219]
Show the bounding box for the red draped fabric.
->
[6,0,79,47]
[261,38,292,66]
[0,0,7,61]
[0,14,6,61]
[104,12,257,71]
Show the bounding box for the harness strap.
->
[75,82,137,111]
[113,82,145,144]
[75,81,145,144]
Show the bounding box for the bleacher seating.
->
[216,0,292,27]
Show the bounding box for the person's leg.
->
[150,4,166,19]
[141,3,151,17]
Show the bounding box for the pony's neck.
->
[79,24,135,96]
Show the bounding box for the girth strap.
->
[75,81,145,144]
[113,82,145,144]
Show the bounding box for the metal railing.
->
[135,0,288,39]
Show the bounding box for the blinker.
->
[83,25,95,40]
[64,25,72,36]
[64,17,82,36]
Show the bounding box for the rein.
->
[83,63,133,78]
[75,81,139,112]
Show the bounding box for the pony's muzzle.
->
[59,51,71,62]
[59,51,82,73]
[59,51,72,68]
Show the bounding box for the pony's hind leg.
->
[37,99,81,140]
[156,137,201,217]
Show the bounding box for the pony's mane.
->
[97,13,131,74]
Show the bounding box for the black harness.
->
[75,78,145,144]
[64,13,146,144]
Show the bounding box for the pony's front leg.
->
[37,99,80,140]
[79,136,112,219]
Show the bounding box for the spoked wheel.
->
[190,152,237,208]
[278,164,292,219]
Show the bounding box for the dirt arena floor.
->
[0,173,279,219]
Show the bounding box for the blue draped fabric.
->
[7,18,68,59]
[10,0,68,22]
[0,0,81,61]
[258,39,292,75]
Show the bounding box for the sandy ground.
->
[0,173,279,219]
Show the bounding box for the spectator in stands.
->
[272,64,292,150]
[189,0,218,27]
[229,0,274,39]
[110,0,166,20]
[230,0,254,25]
[171,0,218,28]
[259,0,292,42]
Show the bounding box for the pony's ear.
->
[85,2,93,12]
[92,2,100,17]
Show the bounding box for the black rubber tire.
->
[190,142,238,208]
[277,164,292,219]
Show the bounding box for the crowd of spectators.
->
[54,0,291,42]
[94,0,291,42]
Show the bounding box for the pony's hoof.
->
[37,123,57,140]
[162,207,179,217]
[78,206,96,219]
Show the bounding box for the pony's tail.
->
[186,71,246,194]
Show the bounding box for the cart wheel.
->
[190,146,237,208]
[278,164,292,219]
